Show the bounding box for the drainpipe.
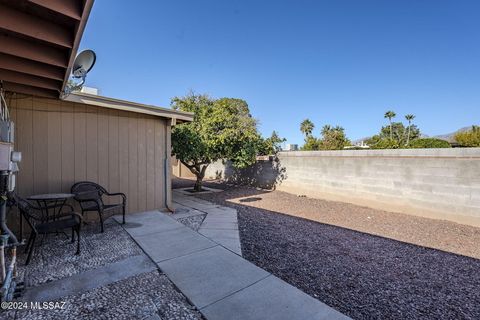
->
[164,118,174,213]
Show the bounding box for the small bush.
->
[454,126,480,147]
[408,138,451,149]
[366,136,400,149]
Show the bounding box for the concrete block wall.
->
[277,148,480,227]
[203,148,480,227]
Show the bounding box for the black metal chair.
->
[14,195,82,265]
[71,181,126,233]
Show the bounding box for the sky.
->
[79,0,480,144]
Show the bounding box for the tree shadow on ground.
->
[190,185,480,320]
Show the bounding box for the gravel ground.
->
[177,214,206,231]
[185,181,480,320]
[16,220,144,287]
[13,270,203,320]
[5,216,203,320]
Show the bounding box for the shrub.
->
[366,136,400,149]
[454,126,480,147]
[408,138,451,149]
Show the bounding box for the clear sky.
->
[79,0,480,144]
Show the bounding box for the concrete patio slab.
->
[203,206,237,215]
[200,221,238,229]
[120,209,350,320]
[215,238,242,255]
[134,226,217,263]
[21,255,156,303]
[174,186,223,195]
[158,246,269,309]
[114,210,184,236]
[198,228,240,240]
[201,275,350,320]
[175,194,243,256]
[171,205,205,219]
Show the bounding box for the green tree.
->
[384,110,396,140]
[319,125,350,150]
[300,119,315,137]
[171,92,261,191]
[455,125,480,147]
[258,131,286,155]
[367,122,420,149]
[301,136,321,151]
[405,114,415,146]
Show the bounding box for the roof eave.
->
[60,0,95,95]
[65,92,194,122]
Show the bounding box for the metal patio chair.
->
[14,195,82,265]
[71,181,126,233]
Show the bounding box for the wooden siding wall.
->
[9,95,170,213]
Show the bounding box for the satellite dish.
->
[61,49,96,98]
[72,49,96,79]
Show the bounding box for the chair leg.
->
[75,225,81,255]
[71,227,75,243]
[99,211,104,233]
[25,233,37,265]
[24,232,34,254]
[122,205,126,224]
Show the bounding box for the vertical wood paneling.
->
[15,97,33,197]
[47,101,62,192]
[74,103,87,182]
[12,96,168,213]
[32,98,48,194]
[97,108,109,189]
[85,106,98,182]
[9,94,17,145]
[118,111,129,209]
[137,117,147,212]
[154,119,165,209]
[146,119,155,209]
[128,114,138,212]
[61,102,74,193]
[165,122,172,207]
[108,109,119,197]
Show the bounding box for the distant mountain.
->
[432,125,477,143]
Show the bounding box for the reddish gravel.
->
[173,178,480,320]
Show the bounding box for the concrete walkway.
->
[21,255,156,302]
[173,190,242,255]
[120,209,350,320]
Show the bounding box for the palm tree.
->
[405,114,415,145]
[321,124,332,136]
[384,111,396,140]
[300,119,315,137]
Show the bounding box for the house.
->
[0,0,193,213]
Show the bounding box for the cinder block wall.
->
[277,149,480,227]
[205,149,480,227]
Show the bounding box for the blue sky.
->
[80,0,480,144]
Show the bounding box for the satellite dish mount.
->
[61,49,96,98]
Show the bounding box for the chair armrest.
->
[19,202,45,221]
[105,192,126,204]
